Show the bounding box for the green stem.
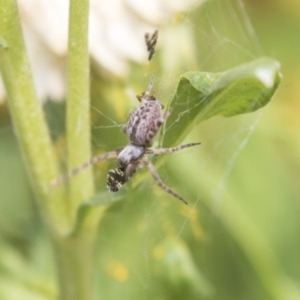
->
[54,227,99,300]
[1,1,105,299]
[66,0,94,219]
[65,0,104,233]
[0,0,68,234]
[55,1,106,299]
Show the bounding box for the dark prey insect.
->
[145,30,158,61]
[50,76,200,204]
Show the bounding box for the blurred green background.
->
[0,0,300,299]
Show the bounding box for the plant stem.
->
[54,227,99,300]
[1,1,105,299]
[67,0,94,219]
[56,1,106,299]
[0,0,68,234]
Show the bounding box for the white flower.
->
[0,0,203,103]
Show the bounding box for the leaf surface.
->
[161,57,281,146]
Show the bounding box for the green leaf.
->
[162,57,281,147]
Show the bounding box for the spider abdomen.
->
[123,99,163,147]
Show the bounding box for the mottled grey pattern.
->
[123,100,163,147]
[123,78,163,147]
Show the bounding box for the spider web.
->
[0,1,295,299]
[85,1,273,299]
[32,0,273,298]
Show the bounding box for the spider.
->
[50,76,200,204]
[145,30,158,61]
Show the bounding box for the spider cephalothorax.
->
[111,144,145,190]
[51,76,200,204]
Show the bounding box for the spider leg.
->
[50,150,121,187]
[136,76,155,102]
[145,142,201,155]
[142,157,188,205]
[142,75,155,100]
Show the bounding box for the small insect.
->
[145,30,158,61]
[50,76,200,204]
